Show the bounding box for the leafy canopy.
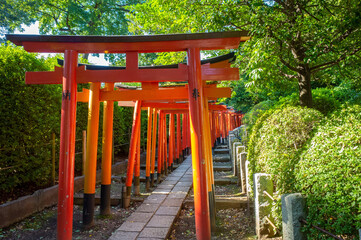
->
[127,0,361,106]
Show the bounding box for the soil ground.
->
[0,180,146,240]
[168,171,282,240]
[168,181,257,240]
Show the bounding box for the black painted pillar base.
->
[157,172,162,184]
[83,193,95,228]
[100,184,111,216]
[123,186,131,208]
[134,176,140,195]
[150,173,155,187]
[145,176,150,192]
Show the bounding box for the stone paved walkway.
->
[109,156,193,240]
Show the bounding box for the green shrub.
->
[295,105,361,238]
[334,84,361,105]
[248,106,323,193]
[0,44,134,194]
[243,100,275,130]
[0,43,62,192]
[247,106,323,229]
[247,108,275,194]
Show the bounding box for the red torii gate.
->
[6,31,249,240]
[63,52,236,230]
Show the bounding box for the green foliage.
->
[243,100,275,130]
[275,88,341,115]
[220,80,254,113]
[333,83,361,105]
[247,106,322,229]
[127,0,361,108]
[295,105,361,238]
[0,44,135,194]
[0,43,62,192]
[246,108,275,192]
[0,0,36,36]
[248,106,323,193]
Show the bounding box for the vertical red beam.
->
[124,100,142,207]
[134,122,141,195]
[150,108,157,186]
[187,47,211,240]
[57,50,78,240]
[186,113,190,154]
[100,82,114,216]
[222,112,227,142]
[163,114,168,175]
[181,114,186,156]
[168,114,174,172]
[145,107,152,191]
[202,98,216,230]
[157,111,163,182]
[176,113,181,163]
[134,124,141,195]
[212,111,217,147]
[209,112,214,147]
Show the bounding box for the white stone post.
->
[239,152,247,193]
[282,193,307,240]
[254,173,274,239]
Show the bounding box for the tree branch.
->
[280,57,299,72]
[311,46,361,72]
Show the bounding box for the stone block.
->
[232,142,242,176]
[167,192,187,199]
[138,227,169,239]
[127,212,153,223]
[143,194,166,204]
[155,206,180,216]
[108,230,139,240]
[239,152,247,193]
[152,188,171,195]
[136,203,160,213]
[37,185,58,210]
[254,173,275,238]
[147,215,175,228]
[162,198,183,207]
[118,221,146,232]
[171,186,190,193]
[0,193,38,228]
[282,193,307,240]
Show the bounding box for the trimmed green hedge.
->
[0,43,62,192]
[296,105,361,238]
[0,44,135,195]
[248,106,323,194]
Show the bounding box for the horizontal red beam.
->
[100,87,188,101]
[202,64,239,81]
[18,38,247,53]
[25,65,239,84]
[77,86,231,102]
[77,65,188,83]
[117,101,227,111]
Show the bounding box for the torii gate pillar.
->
[57,50,78,240]
[187,47,211,239]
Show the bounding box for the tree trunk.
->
[297,66,313,108]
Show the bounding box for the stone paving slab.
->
[109,156,192,240]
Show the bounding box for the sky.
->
[15,22,110,66]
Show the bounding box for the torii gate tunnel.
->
[6,31,249,240]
